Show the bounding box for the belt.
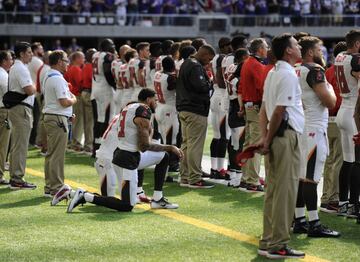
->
[44,113,69,119]
[81,88,91,93]
[19,102,33,109]
[244,101,261,109]
[329,116,337,122]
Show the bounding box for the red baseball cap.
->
[236,145,261,167]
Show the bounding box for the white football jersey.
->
[224,63,238,100]
[296,63,329,130]
[119,63,131,89]
[96,114,120,160]
[155,55,166,72]
[118,103,152,152]
[144,59,153,89]
[128,58,140,88]
[91,51,114,99]
[221,54,234,82]
[111,59,122,89]
[153,71,176,106]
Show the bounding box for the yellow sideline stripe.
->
[26,167,329,262]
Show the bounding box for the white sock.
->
[137,187,144,194]
[217,158,226,171]
[84,192,94,203]
[70,190,76,198]
[153,191,163,201]
[211,157,218,170]
[295,207,306,219]
[236,172,243,182]
[308,210,319,222]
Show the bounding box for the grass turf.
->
[0,148,359,262]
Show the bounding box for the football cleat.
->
[151,197,179,209]
[51,184,72,206]
[67,188,86,213]
[137,191,151,204]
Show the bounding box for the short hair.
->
[293,32,311,42]
[298,36,322,57]
[333,41,347,57]
[138,88,156,102]
[162,56,175,72]
[231,34,248,50]
[31,42,42,52]
[150,41,162,57]
[199,44,216,56]
[179,39,192,51]
[192,38,206,51]
[0,50,10,64]
[70,51,84,63]
[85,48,96,63]
[169,42,180,58]
[271,33,293,60]
[180,46,196,60]
[49,50,66,66]
[161,40,174,55]
[14,42,31,58]
[218,37,231,49]
[99,38,115,52]
[249,38,266,54]
[345,29,360,49]
[234,48,249,63]
[136,42,150,53]
[124,49,137,63]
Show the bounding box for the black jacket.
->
[176,58,213,117]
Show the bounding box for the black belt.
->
[44,113,69,119]
[19,102,33,109]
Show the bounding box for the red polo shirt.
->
[82,63,93,90]
[64,65,82,96]
[325,64,341,116]
[238,56,266,103]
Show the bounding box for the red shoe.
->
[137,192,151,203]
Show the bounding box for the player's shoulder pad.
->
[216,54,225,68]
[138,59,145,69]
[304,63,325,87]
[104,53,115,63]
[135,104,152,120]
[351,53,360,72]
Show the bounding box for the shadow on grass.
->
[0,187,12,195]
[0,196,49,209]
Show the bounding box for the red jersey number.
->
[118,109,128,138]
[102,116,119,139]
[154,82,165,103]
[120,71,129,89]
[335,65,350,94]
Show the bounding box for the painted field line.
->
[26,167,329,262]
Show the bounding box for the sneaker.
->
[257,248,268,257]
[307,220,341,238]
[246,184,264,193]
[9,180,36,190]
[267,246,305,259]
[179,180,189,188]
[320,202,338,214]
[40,151,47,157]
[210,169,219,179]
[337,203,348,216]
[188,180,215,189]
[51,184,72,206]
[83,147,93,156]
[293,217,309,234]
[259,177,265,186]
[218,169,230,180]
[202,171,211,178]
[346,204,358,219]
[168,162,179,172]
[44,192,53,198]
[151,197,179,209]
[67,188,86,213]
[237,181,248,191]
[137,191,151,203]
[0,178,9,186]
[165,176,174,183]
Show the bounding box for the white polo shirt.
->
[263,60,305,134]
[27,55,43,85]
[8,59,34,106]
[0,67,8,108]
[43,69,73,117]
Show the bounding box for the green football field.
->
[0,147,359,262]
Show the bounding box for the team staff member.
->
[43,50,76,196]
[8,42,37,190]
[176,45,216,188]
[257,33,305,259]
[238,38,268,192]
[320,41,347,213]
[0,51,13,185]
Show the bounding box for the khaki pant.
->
[242,107,261,185]
[44,114,68,194]
[321,122,342,204]
[0,108,10,179]
[8,105,33,182]
[179,111,207,184]
[81,90,94,150]
[35,94,47,149]
[72,95,83,146]
[259,130,300,252]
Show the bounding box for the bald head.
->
[43,51,52,65]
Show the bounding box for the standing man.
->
[43,50,76,197]
[257,33,305,259]
[0,50,13,185]
[8,42,37,189]
[176,45,216,188]
[238,38,268,192]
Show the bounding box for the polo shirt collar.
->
[275,60,294,71]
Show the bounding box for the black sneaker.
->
[238,181,248,191]
[346,204,358,219]
[267,246,305,259]
[337,203,348,216]
[320,202,339,214]
[201,171,211,178]
[0,178,9,186]
[188,180,215,189]
[246,184,264,193]
[293,217,309,234]
[307,220,341,238]
[209,169,218,179]
[9,180,36,190]
[67,188,86,213]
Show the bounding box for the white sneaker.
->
[51,184,72,206]
[67,188,86,213]
[151,197,179,209]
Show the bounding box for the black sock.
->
[296,181,305,208]
[210,138,219,158]
[339,161,352,202]
[217,138,228,158]
[349,162,360,206]
[137,169,144,188]
[100,176,107,196]
[303,182,318,211]
[154,152,169,191]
